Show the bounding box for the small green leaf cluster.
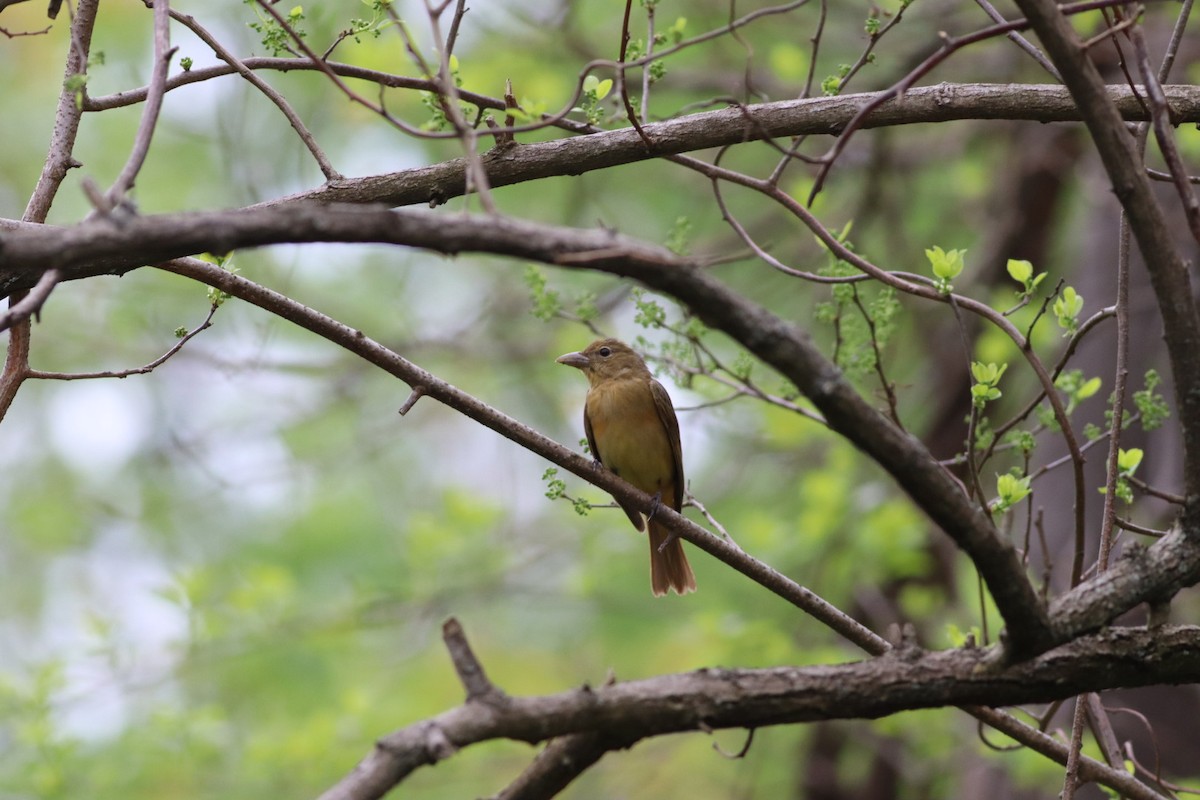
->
[1053,286,1084,335]
[633,288,667,329]
[991,471,1031,515]
[542,468,566,500]
[66,69,94,109]
[577,75,614,125]
[970,361,1006,408]
[68,52,106,107]
[821,63,852,96]
[523,267,601,325]
[1003,428,1036,456]
[1100,369,1169,434]
[1099,448,1143,504]
[973,415,995,450]
[662,17,687,45]
[731,351,754,381]
[815,225,898,378]
[542,464,591,517]
[246,1,305,57]
[348,0,394,43]
[419,55,466,131]
[524,265,561,321]
[1006,258,1046,299]
[204,253,237,307]
[1055,368,1102,414]
[926,245,966,294]
[1133,369,1170,430]
[665,216,692,256]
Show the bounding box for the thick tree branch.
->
[227,83,1200,210]
[320,624,1200,800]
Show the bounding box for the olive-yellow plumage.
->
[557,338,696,596]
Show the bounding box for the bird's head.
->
[556,338,650,386]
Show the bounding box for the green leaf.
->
[1117,447,1143,475]
[1006,258,1032,284]
[926,246,966,293]
[1076,376,1102,401]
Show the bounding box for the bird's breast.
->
[585,379,674,495]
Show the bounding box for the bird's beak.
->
[556,351,589,369]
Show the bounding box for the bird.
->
[556,338,697,596]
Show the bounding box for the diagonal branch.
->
[11,205,1200,650]
[0,204,1051,654]
[154,253,886,655]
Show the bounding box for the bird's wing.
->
[582,402,600,465]
[650,378,684,512]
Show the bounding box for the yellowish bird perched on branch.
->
[557,338,696,596]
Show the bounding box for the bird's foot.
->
[649,492,682,553]
[647,491,663,522]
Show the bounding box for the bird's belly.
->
[588,389,674,494]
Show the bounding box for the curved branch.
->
[320,623,1200,800]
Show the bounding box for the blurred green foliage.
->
[0,0,1192,798]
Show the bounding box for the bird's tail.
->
[648,521,697,596]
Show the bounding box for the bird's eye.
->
[598,347,612,357]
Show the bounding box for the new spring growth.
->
[970,361,1006,408]
[1053,286,1084,335]
[992,472,1032,515]
[927,246,966,294]
[1006,258,1046,298]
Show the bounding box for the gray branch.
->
[320,623,1200,800]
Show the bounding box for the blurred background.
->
[1,0,1199,797]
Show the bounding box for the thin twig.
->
[974,0,1061,78]
[1130,24,1200,246]
[27,301,218,380]
[1062,695,1090,799]
[1097,213,1133,571]
[170,8,341,180]
[0,268,59,334]
[105,0,175,204]
[1127,475,1184,505]
[1114,517,1168,538]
